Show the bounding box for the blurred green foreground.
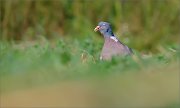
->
[0,40,179,107]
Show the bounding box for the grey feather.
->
[100,37,132,60]
[94,21,133,60]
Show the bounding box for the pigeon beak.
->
[94,26,100,32]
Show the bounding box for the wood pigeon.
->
[94,21,133,60]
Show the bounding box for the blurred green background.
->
[0,0,179,51]
[0,0,180,107]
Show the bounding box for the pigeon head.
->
[94,21,114,37]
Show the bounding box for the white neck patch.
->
[110,36,118,42]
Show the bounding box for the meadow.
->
[0,0,180,107]
[0,38,179,107]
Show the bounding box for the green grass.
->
[0,0,179,107]
[0,39,178,88]
[1,0,180,52]
[0,39,179,107]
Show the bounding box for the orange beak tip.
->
[94,29,97,32]
[94,26,100,32]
